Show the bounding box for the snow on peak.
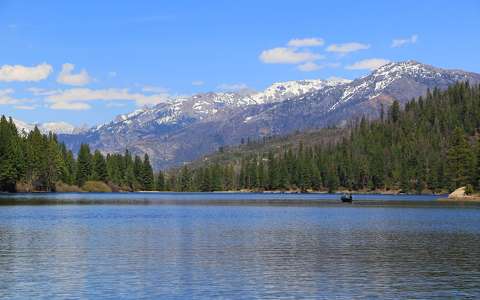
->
[251,79,350,104]
[40,122,77,134]
[331,60,473,112]
[13,119,78,134]
[13,119,35,133]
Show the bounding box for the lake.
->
[0,193,479,299]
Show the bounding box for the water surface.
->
[0,193,479,299]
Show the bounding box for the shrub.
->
[15,182,34,193]
[82,181,112,193]
[465,184,474,195]
[55,181,84,192]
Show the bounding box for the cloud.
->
[57,63,91,86]
[297,62,321,72]
[259,47,323,64]
[217,83,249,91]
[27,87,59,96]
[50,102,92,110]
[0,89,32,106]
[106,102,127,108]
[287,38,324,47]
[141,85,168,93]
[15,105,37,110]
[326,42,370,54]
[108,71,117,77]
[192,80,204,86]
[346,58,390,71]
[0,63,52,82]
[391,34,418,48]
[0,89,19,105]
[297,62,341,72]
[45,88,171,110]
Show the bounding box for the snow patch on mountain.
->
[13,119,78,134]
[251,79,350,104]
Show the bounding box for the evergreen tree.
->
[156,171,166,191]
[446,127,475,190]
[92,150,108,182]
[142,154,155,191]
[76,144,92,186]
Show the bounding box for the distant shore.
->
[2,189,448,196]
[438,187,480,202]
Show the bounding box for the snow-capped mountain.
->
[93,78,349,135]
[58,61,480,169]
[13,119,80,134]
[250,79,351,104]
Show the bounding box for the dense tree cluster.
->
[166,82,480,193]
[0,119,154,192]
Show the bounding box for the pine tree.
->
[133,155,144,189]
[92,150,108,182]
[156,171,166,191]
[76,144,92,186]
[142,154,154,191]
[446,127,475,190]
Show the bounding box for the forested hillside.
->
[0,117,154,192]
[164,82,480,193]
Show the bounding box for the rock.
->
[448,187,466,198]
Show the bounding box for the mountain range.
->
[48,61,480,169]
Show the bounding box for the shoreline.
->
[1,190,448,196]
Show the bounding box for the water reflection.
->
[0,204,479,299]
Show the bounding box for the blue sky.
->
[1,0,479,126]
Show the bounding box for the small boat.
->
[341,193,353,203]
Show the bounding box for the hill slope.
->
[164,82,480,193]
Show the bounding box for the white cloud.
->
[391,34,418,48]
[141,85,168,93]
[50,102,92,110]
[326,42,370,54]
[45,88,171,110]
[0,89,19,105]
[217,83,249,91]
[106,102,127,108]
[27,87,58,96]
[297,62,341,72]
[0,63,52,82]
[297,62,321,72]
[192,80,204,86]
[57,63,91,86]
[15,105,37,110]
[108,71,117,77]
[346,58,390,71]
[259,47,323,64]
[0,89,32,106]
[287,38,324,47]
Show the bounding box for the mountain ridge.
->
[58,61,480,170]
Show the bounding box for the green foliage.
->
[91,150,108,182]
[465,184,474,195]
[0,119,156,192]
[82,181,112,192]
[76,144,92,186]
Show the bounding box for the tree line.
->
[0,119,156,192]
[164,82,480,193]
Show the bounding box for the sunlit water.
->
[0,193,479,299]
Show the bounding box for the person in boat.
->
[341,193,353,202]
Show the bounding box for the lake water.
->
[0,193,479,299]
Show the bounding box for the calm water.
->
[0,193,479,299]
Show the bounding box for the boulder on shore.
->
[448,187,466,198]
